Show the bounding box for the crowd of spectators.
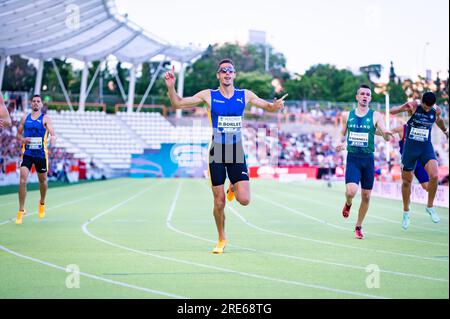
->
[242,121,449,184]
[242,122,394,168]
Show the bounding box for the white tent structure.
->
[0,0,204,112]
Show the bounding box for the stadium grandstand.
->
[1,1,448,186]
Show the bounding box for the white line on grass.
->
[0,201,16,208]
[82,180,389,299]
[0,180,187,299]
[0,182,131,226]
[283,182,450,227]
[0,179,124,208]
[0,244,187,299]
[254,193,448,247]
[288,181,450,222]
[196,180,446,263]
[258,183,448,234]
[165,182,447,283]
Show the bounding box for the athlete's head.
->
[356,84,372,108]
[421,91,436,107]
[216,58,236,87]
[31,95,43,112]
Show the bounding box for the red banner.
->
[249,166,319,179]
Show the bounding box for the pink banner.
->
[371,182,449,208]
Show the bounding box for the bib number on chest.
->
[27,137,43,150]
[408,127,429,142]
[217,116,242,133]
[348,132,369,147]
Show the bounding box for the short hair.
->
[359,84,371,90]
[32,94,42,100]
[217,58,234,69]
[422,91,436,107]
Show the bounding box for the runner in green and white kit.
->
[336,85,393,239]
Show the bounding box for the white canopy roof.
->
[0,0,204,64]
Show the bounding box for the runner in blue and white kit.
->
[390,92,449,229]
[165,59,287,253]
[15,95,57,224]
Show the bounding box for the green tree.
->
[183,42,287,96]
[3,55,36,91]
[283,64,359,101]
[235,72,274,98]
[42,58,75,95]
[387,81,407,104]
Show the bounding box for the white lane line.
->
[0,183,131,226]
[259,183,448,234]
[286,182,450,222]
[0,181,186,299]
[290,182,450,227]
[196,180,446,263]
[254,193,448,247]
[0,202,16,208]
[0,244,187,299]
[0,180,124,208]
[82,180,388,299]
[165,182,448,283]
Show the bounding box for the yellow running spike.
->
[38,202,45,219]
[15,211,25,225]
[212,240,227,254]
[226,184,235,202]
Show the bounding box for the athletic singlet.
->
[209,88,246,145]
[22,113,48,159]
[346,109,375,154]
[405,103,436,144]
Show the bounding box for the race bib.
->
[27,137,43,150]
[348,132,369,147]
[408,127,429,142]
[217,116,242,133]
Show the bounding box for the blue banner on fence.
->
[130,143,209,178]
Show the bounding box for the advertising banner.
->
[130,143,209,178]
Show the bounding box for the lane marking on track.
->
[82,181,389,299]
[254,193,448,247]
[256,183,448,234]
[0,181,185,299]
[197,180,447,263]
[285,181,450,222]
[0,244,187,299]
[164,181,448,283]
[0,182,132,226]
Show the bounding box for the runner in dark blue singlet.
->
[15,95,57,225]
[390,92,449,229]
[165,59,287,253]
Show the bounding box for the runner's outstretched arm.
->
[245,90,288,112]
[434,106,449,139]
[164,66,209,109]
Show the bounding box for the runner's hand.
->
[164,65,176,89]
[271,94,288,111]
